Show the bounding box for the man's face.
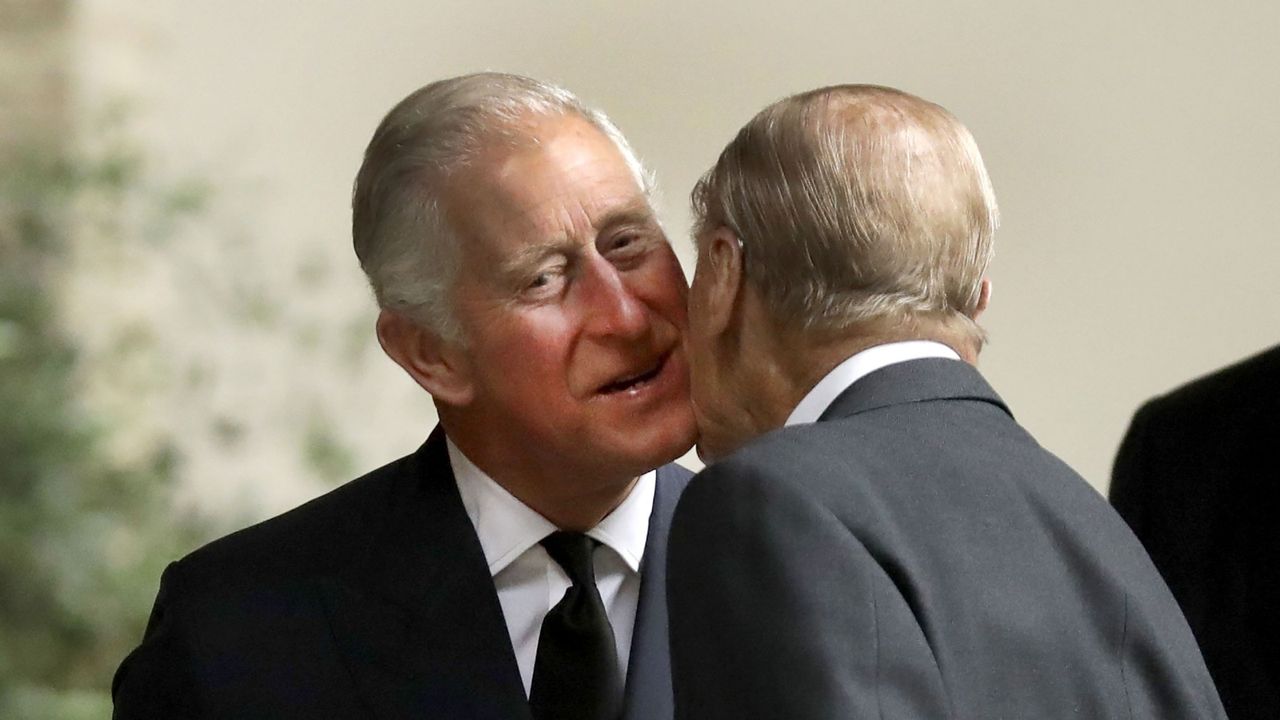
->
[442,115,696,484]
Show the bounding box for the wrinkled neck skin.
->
[436,406,641,532]
[711,302,980,460]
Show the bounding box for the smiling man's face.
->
[439,114,696,490]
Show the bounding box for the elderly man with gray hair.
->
[114,73,697,720]
[666,85,1226,719]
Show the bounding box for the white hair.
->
[352,72,652,341]
[692,84,998,348]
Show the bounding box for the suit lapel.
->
[819,357,1012,423]
[319,428,531,720]
[621,462,693,720]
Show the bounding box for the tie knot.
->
[540,531,599,586]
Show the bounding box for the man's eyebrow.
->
[498,201,660,275]
[498,238,578,277]
[597,201,659,232]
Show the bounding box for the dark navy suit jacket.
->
[1112,344,1280,719]
[113,427,692,719]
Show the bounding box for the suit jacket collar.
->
[818,357,1012,423]
[320,426,532,719]
[320,427,692,720]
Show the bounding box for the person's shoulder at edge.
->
[1142,342,1280,419]
[162,449,421,593]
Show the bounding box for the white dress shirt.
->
[785,340,961,426]
[447,439,652,700]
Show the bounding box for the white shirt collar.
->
[785,340,961,426]
[447,439,654,576]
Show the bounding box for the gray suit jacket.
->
[113,427,692,719]
[668,359,1225,719]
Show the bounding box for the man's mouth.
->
[597,353,668,395]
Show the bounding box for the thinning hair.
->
[692,84,998,348]
[352,72,651,341]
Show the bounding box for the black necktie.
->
[529,531,622,720]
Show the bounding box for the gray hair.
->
[692,84,998,347]
[352,72,652,341]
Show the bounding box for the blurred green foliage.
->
[0,121,215,718]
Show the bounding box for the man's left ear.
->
[375,309,475,406]
[695,226,746,338]
[969,278,992,320]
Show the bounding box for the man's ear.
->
[695,227,746,338]
[375,309,474,406]
[969,278,992,320]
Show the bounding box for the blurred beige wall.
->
[69,0,1280,513]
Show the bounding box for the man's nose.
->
[579,255,649,340]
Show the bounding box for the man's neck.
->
[437,416,640,532]
[759,325,974,425]
[750,334,877,421]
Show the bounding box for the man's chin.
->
[693,433,734,465]
[649,421,698,468]
[634,420,696,471]
[694,441,715,465]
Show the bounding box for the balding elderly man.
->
[666,85,1226,719]
[113,73,697,720]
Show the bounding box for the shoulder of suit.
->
[686,425,877,509]
[170,451,420,591]
[729,416,897,472]
[1145,343,1280,420]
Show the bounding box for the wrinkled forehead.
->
[444,116,653,257]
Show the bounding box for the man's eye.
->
[525,266,566,295]
[605,234,647,260]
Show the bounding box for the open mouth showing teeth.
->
[599,355,666,394]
